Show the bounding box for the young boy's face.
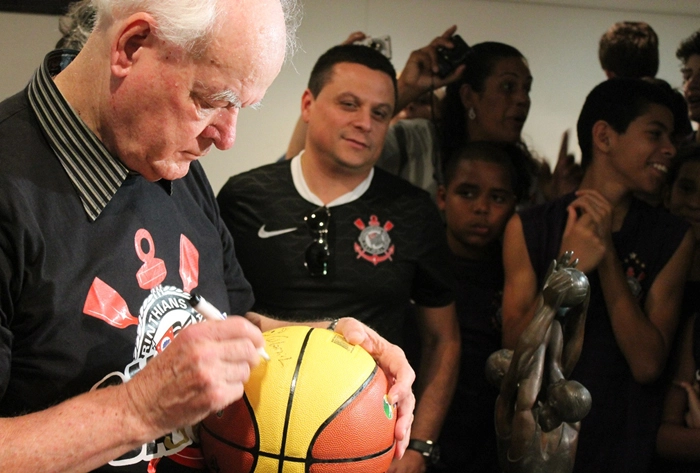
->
[667,159,700,240]
[607,103,675,196]
[438,158,516,259]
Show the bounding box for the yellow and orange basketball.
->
[200,326,397,473]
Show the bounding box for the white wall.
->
[1,1,698,193]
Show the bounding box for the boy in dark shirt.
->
[435,141,532,472]
[502,78,694,473]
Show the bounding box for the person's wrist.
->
[406,439,440,465]
[120,379,164,445]
[396,80,429,112]
[327,318,339,331]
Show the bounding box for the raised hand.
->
[560,189,613,274]
[549,130,583,199]
[341,31,368,46]
[396,25,466,111]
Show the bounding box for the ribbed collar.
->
[27,50,172,221]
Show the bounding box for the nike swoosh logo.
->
[258,225,298,239]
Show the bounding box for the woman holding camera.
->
[379,30,542,473]
[376,32,543,207]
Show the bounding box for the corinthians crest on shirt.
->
[354,214,395,265]
[82,228,204,466]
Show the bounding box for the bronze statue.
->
[487,251,591,473]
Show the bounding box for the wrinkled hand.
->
[678,380,700,428]
[388,449,426,473]
[397,25,466,110]
[561,189,612,274]
[124,316,265,436]
[332,317,417,458]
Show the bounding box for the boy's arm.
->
[599,229,694,384]
[410,303,460,437]
[502,214,539,349]
[657,315,700,461]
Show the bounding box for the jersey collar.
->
[290,153,374,208]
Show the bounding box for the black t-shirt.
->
[0,89,253,472]
[437,252,503,473]
[217,159,454,346]
[520,193,689,473]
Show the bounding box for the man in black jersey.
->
[218,44,459,473]
[0,1,416,471]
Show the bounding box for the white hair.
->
[91,0,300,58]
[279,0,302,60]
[57,0,96,50]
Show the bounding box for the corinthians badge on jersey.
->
[82,228,204,467]
[622,251,646,299]
[354,215,395,265]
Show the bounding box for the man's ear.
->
[300,89,315,124]
[111,13,156,78]
[436,184,447,211]
[592,120,614,154]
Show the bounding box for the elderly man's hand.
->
[123,316,265,437]
[331,317,417,458]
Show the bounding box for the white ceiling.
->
[496,0,700,16]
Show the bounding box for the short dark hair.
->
[642,77,693,141]
[668,143,700,187]
[576,78,674,169]
[442,141,534,203]
[598,21,659,78]
[677,30,700,63]
[441,42,526,159]
[307,44,397,108]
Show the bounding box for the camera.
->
[354,35,392,59]
[436,34,470,78]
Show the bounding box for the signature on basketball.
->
[265,332,295,367]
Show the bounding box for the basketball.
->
[200,326,397,473]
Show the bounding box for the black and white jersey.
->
[217,157,454,346]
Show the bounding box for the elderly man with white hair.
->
[0,1,416,471]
